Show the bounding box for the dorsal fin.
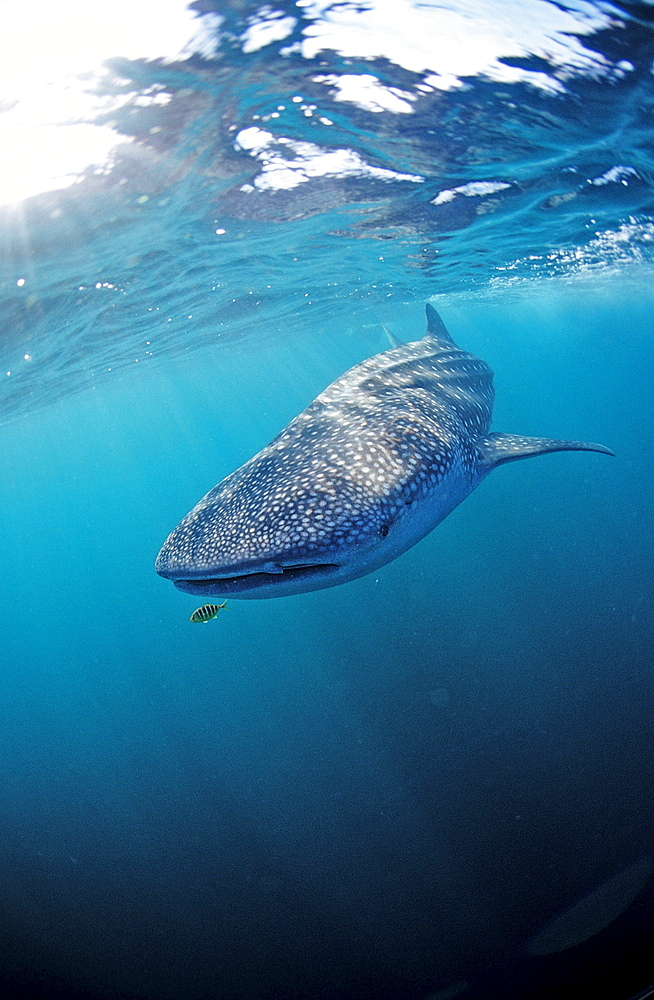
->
[425,303,456,345]
[381,323,400,349]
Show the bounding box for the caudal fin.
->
[477,432,614,470]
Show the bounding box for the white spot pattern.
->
[155,308,495,577]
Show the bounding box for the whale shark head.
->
[154,396,457,598]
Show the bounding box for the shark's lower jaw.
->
[171,562,342,598]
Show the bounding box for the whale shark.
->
[155,304,613,599]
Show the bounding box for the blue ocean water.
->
[0,3,653,999]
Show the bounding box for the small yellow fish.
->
[189,601,227,623]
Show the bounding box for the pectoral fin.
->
[476,432,614,471]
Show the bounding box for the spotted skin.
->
[156,304,613,599]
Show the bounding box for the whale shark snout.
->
[155,304,613,599]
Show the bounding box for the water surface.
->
[0,3,653,999]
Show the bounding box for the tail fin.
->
[477,432,614,471]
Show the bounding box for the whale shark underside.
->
[155,304,613,599]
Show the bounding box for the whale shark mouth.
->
[171,562,341,596]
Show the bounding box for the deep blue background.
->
[1,1,654,995]
[1,284,652,1000]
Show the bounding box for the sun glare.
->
[0,0,216,207]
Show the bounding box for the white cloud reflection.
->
[432,181,512,205]
[298,0,621,95]
[241,9,297,53]
[235,126,424,191]
[313,74,415,114]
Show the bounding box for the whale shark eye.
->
[379,524,389,538]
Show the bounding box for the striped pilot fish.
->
[189,601,227,623]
